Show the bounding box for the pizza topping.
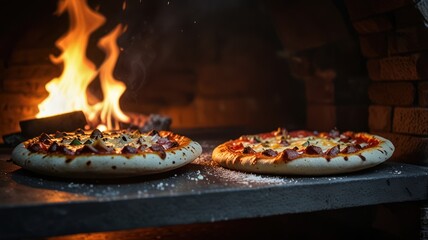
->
[119,134,132,144]
[305,145,323,155]
[302,140,310,147]
[156,136,169,145]
[150,143,165,152]
[54,131,65,138]
[48,142,59,152]
[122,145,138,154]
[262,149,278,157]
[23,129,192,157]
[223,129,385,163]
[28,143,43,153]
[243,146,256,154]
[341,144,361,154]
[77,145,98,154]
[57,145,74,155]
[162,141,179,150]
[90,129,103,139]
[139,144,148,151]
[230,142,244,151]
[39,133,51,142]
[279,138,290,146]
[149,144,166,159]
[283,149,299,160]
[91,139,113,153]
[41,138,52,145]
[70,138,82,146]
[325,145,340,157]
[150,133,161,143]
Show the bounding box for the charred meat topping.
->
[122,145,138,154]
[305,145,323,155]
[48,142,59,152]
[262,149,278,157]
[243,146,256,154]
[325,145,340,157]
[283,149,299,160]
[162,141,179,150]
[28,143,43,153]
[39,133,51,142]
[24,129,187,155]
[57,146,74,155]
[226,129,381,162]
[139,144,148,151]
[90,129,103,139]
[42,138,52,145]
[150,144,165,152]
[77,145,98,154]
[54,131,64,138]
[341,144,361,154]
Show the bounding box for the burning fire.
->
[37,0,130,130]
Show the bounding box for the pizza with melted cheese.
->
[11,129,202,178]
[212,128,394,175]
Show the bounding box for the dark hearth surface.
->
[1,132,427,239]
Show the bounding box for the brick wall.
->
[270,0,428,164]
[345,0,428,164]
[269,0,370,132]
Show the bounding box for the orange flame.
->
[91,24,130,129]
[37,0,130,130]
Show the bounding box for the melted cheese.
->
[242,135,356,154]
[45,131,167,154]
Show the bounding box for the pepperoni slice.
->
[341,145,361,154]
[262,149,278,157]
[243,146,256,154]
[283,149,299,160]
[122,145,138,154]
[305,145,323,155]
[325,145,339,157]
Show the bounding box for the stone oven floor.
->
[0,140,427,239]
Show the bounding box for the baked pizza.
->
[212,128,394,175]
[11,129,202,178]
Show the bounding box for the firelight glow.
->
[36,0,130,130]
[92,24,130,129]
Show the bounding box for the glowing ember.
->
[37,0,130,130]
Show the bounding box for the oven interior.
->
[0,0,427,239]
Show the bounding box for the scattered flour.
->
[192,153,294,186]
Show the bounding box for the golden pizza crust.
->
[11,130,202,178]
[212,133,394,175]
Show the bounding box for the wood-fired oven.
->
[0,0,427,239]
